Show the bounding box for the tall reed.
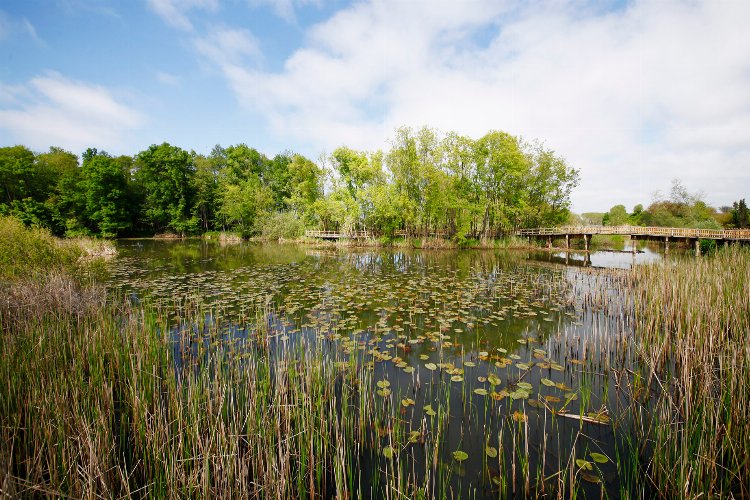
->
[629,246,750,498]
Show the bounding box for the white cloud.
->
[146,0,219,31]
[246,0,320,23]
[0,10,43,44]
[194,26,261,68]
[197,0,750,211]
[156,71,181,86]
[0,72,143,153]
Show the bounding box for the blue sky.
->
[1,0,749,212]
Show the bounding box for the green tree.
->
[603,205,629,226]
[79,149,131,237]
[135,143,198,235]
[731,199,749,228]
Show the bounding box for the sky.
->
[0,0,749,213]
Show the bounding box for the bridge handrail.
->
[516,225,750,239]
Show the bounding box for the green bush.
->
[255,212,305,240]
[0,216,82,281]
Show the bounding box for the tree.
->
[79,149,131,237]
[731,199,749,228]
[135,143,198,235]
[603,205,628,226]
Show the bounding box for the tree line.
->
[579,180,748,230]
[0,126,580,240]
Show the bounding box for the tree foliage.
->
[0,126,583,239]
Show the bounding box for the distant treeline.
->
[0,127,579,240]
[579,180,748,230]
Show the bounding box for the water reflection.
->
[108,240,665,498]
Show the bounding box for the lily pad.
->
[452,450,469,462]
[541,378,556,387]
[485,446,498,458]
[425,363,437,371]
[382,446,394,459]
[576,459,593,471]
[589,452,609,464]
[581,473,601,483]
[473,388,488,396]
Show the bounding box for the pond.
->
[106,240,676,498]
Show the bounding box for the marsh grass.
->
[628,246,750,498]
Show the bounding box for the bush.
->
[0,216,82,281]
[255,212,305,240]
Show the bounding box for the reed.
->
[628,246,750,498]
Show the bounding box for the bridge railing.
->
[516,225,750,240]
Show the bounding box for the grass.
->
[627,246,750,498]
[2,215,749,498]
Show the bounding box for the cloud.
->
[156,71,181,86]
[0,72,143,153]
[246,0,320,23]
[194,26,261,68]
[146,0,219,31]
[198,0,750,210]
[0,10,43,44]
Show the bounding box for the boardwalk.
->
[305,226,749,254]
[517,225,750,254]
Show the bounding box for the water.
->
[107,240,673,498]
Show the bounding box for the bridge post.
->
[547,236,552,250]
[694,239,701,256]
[565,234,570,249]
[583,234,590,252]
[664,236,669,254]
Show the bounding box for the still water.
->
[107,240,671,498]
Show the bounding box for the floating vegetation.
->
[5,238,746,499]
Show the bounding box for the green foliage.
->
[0,216,81,281]
[135,143,198,235]
[255,211,305,240]
[0,126,583,239]
[603,205,628,226]
[730,199,749,228]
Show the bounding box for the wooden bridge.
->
[517,225,750,254]
[305,226,750,254]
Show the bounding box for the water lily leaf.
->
[450,375,464,382]
[464,361,476,367]
[541,378,556,387]
[576,459,593,471]
[382,446,394,459]
[589,452,609,464]
[376,388,391,397]
[516,363,531,370]
[485,446,498,458]
[424,405,437,416]
[473,388,488,396]
[419,354,429,360]
[581,472,601,483]
[408,430,421,443]
[477,376,487,383]
[527,399,543,408]
[401,398,415,407]
[512,411,527,422]
[517,382,533,390]
[425,363,437,371]
[452,450,469,462]
[487,375,501,386]
[403,366,414,373]
[376,380,391,389]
